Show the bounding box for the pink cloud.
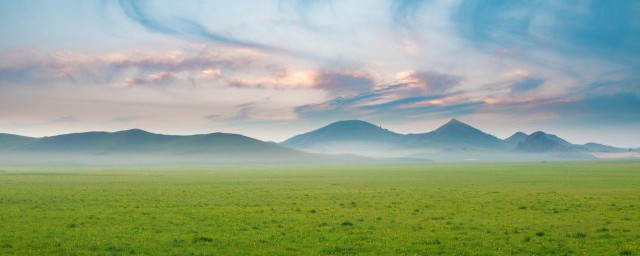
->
[313,70,376,95]
[395,70,462,94]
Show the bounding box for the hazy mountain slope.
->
[0,129,369,165]
[19,129,306,156]
[281,120,404,155]
[515,131,578,152]
[278,119,632,160]
[166,132,305,156]
[504,132,528,148]
[1,120,635,163]
[0,133,38,150]
[21,129,172,154]
[579,143,629,153]
[283,120,402,146]
[404,119,504,150]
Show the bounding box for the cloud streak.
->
[511,77,544,94]
[0,47,261,87]
[116,0,282,53]
[453,0,640,64]
[295,69,474,122]
[391,0,430,28]
[396,70,463,94]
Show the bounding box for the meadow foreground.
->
[1,162,639,255]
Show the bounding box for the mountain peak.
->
[281,120,402,148]
[410,119,503,149]
[528,131,570,145]
[434,118,475,133]
[327,120,376,128]
[505,131,528,147]
[513,131,527,136]
[318,120,397,134]
[506,131,528,140]
[448,118,462,124]
[443,118,464,126]
[516,131,575,152]
[530,131,547,136]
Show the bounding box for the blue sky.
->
[0,0,639,147]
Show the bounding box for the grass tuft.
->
[341,221,353,226]
[192,236,215,243]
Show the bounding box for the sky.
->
[0,0,639,147]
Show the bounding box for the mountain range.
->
[1,119,637,165]
[281,119,635,161]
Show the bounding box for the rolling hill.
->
[504,132,528,148]
[21,129,297,156]
[579,143,630,153]
[1,119,635,164]
[515,131,578,153]
[0,133,38,150]
[0,129,363,165]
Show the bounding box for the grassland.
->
[1,162,639,255]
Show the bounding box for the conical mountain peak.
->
[506,131,528,141]
[412,119,503,149]
[512,131,527,137]
[504,131,529,147]
[447,118,462,124]
[434,119,477,133]
[529,131,547,137]
[516,131,575,152]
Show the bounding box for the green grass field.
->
[1,162,639,255]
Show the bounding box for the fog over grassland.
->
[1,119,637,166]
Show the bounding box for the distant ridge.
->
[1,119,636,164]
[579,143,629,153]
[0,133,38,150]
[22,130,295,155]
[279,119,634,160]
[0,129,366,165]
[515,131,577,153]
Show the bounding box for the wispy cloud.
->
[278,0,334,29]
[546,92,640,124]
[395,70,463,94]
[390,0,429,28]
[50,116,77,124]
[296,69,472,121]
[116,0,278,52]
[452,0,640,64]
[0,52,78,85]
[119,72,177,88]
[511,77,545,94]
[314,70,376,96]
[225,68,377,96]
[0,47,261,87]
[226,69,316,90]
[200,102,301,122]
